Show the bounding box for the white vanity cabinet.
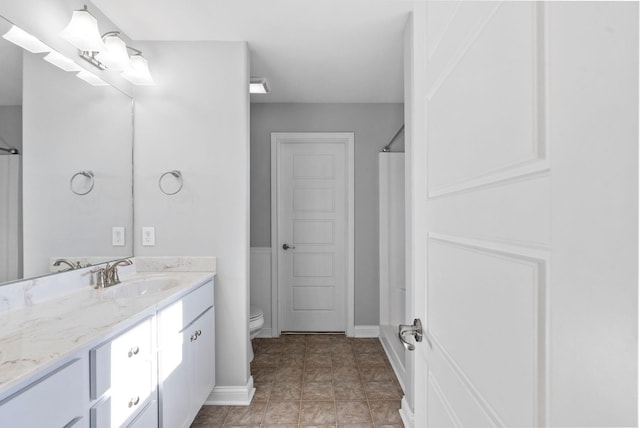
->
[0,271,216,428]
[158,280,215,428]
[90,317,157,428]
[0,358,88,427]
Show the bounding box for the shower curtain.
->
[0,154,20,282]
[378,152,406,384]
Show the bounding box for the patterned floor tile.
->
[192,334,404,428]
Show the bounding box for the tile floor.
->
[191,334,405,427]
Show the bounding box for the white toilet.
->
[248,305,264,362]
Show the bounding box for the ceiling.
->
[90,0,414,103]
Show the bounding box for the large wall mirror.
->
[0,14,133,285]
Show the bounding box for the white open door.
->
[407,2,637,427]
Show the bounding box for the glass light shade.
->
[249,78,270,94]
[76,70,108,86]
[95,34,131,70]
[121,55,154,85]
[2,25,51,53]
[43,51,82,72]
[60,9,105,52]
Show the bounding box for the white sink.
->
[98,275,180,298]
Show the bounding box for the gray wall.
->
[250,103,403,326]
[0,107,22,151]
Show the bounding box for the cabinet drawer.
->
[91,318,152,399]
[90,361,155,428]
[0,358,84,427]
[159,281,213,339]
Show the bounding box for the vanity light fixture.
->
[2,25,51,53]
[250,77,270,94]
[76,69,108,86]
[60,6,154,85]
[43,51,83,72]
[60,5,105,52]
[95,32,130,70]
[120,52,155,85]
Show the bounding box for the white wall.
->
[133,41,251,398]
[250,103,403,326]
[22,53,133,277]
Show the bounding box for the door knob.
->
[398,318,423,351]
[282,243,295,250]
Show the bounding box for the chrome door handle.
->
[398,318,423,351]
[282,243,295,250]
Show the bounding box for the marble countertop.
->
[0,270,214,400]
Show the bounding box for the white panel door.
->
[273,133,353,332]
[408,2,637,427]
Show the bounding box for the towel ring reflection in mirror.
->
[70,170,94,195]
[159,170,183,195]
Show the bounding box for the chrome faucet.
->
[53,259,80,271]
[91,258,133,288]
[104,258,133,286]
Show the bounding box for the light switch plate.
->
[112,227,125,246]
[142,227,155,246]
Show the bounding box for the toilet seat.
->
[249,305,264,341]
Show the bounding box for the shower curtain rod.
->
[381,124,405,152]
[0,146,19,155]
[0,135,19,154]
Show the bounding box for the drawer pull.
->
[128,396,140,408]
[127,346,140,358]
[191,329,203,342]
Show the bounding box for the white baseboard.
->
[380,330,406,391]
[399,396,414,428]
[205,377,255,406]
[353,325,380,338]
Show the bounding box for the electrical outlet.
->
[142,227,155,246]
[112,227,125,246]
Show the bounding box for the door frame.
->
[270,132,355,336]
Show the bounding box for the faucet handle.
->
[90,267,106,288]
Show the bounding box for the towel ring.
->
[70,170,94,195]
[159,170,183,195]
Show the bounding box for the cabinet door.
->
[158,328,190,428]
[127,399,157,428]
[158,280,215,428]
[189,307,215,415]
